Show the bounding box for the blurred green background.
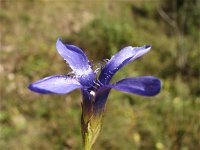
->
[0,0,200,150]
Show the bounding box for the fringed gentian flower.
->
[28,38,161,150]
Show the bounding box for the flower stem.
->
[82,130,92,150]
[81,114,102,150]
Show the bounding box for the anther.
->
[90,91,96,97]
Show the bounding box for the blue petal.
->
[108,76,161,96]
[28,75,82,94]
[78,72,96,88]
[94,87,111,114]
[56,38,95,87]
[56,38,93,75]
[99,45,151,85]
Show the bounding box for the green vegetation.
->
[0,0,199,150]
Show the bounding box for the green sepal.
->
[81,103,104,150]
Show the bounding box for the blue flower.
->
[28,38,161,114]
[28,38,161,148]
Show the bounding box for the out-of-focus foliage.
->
[161,0,200,36]
[0,0,199,150]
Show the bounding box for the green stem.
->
[83,129,92,150]
[81,114,102,150]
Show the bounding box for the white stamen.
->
[90,91,96,97]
